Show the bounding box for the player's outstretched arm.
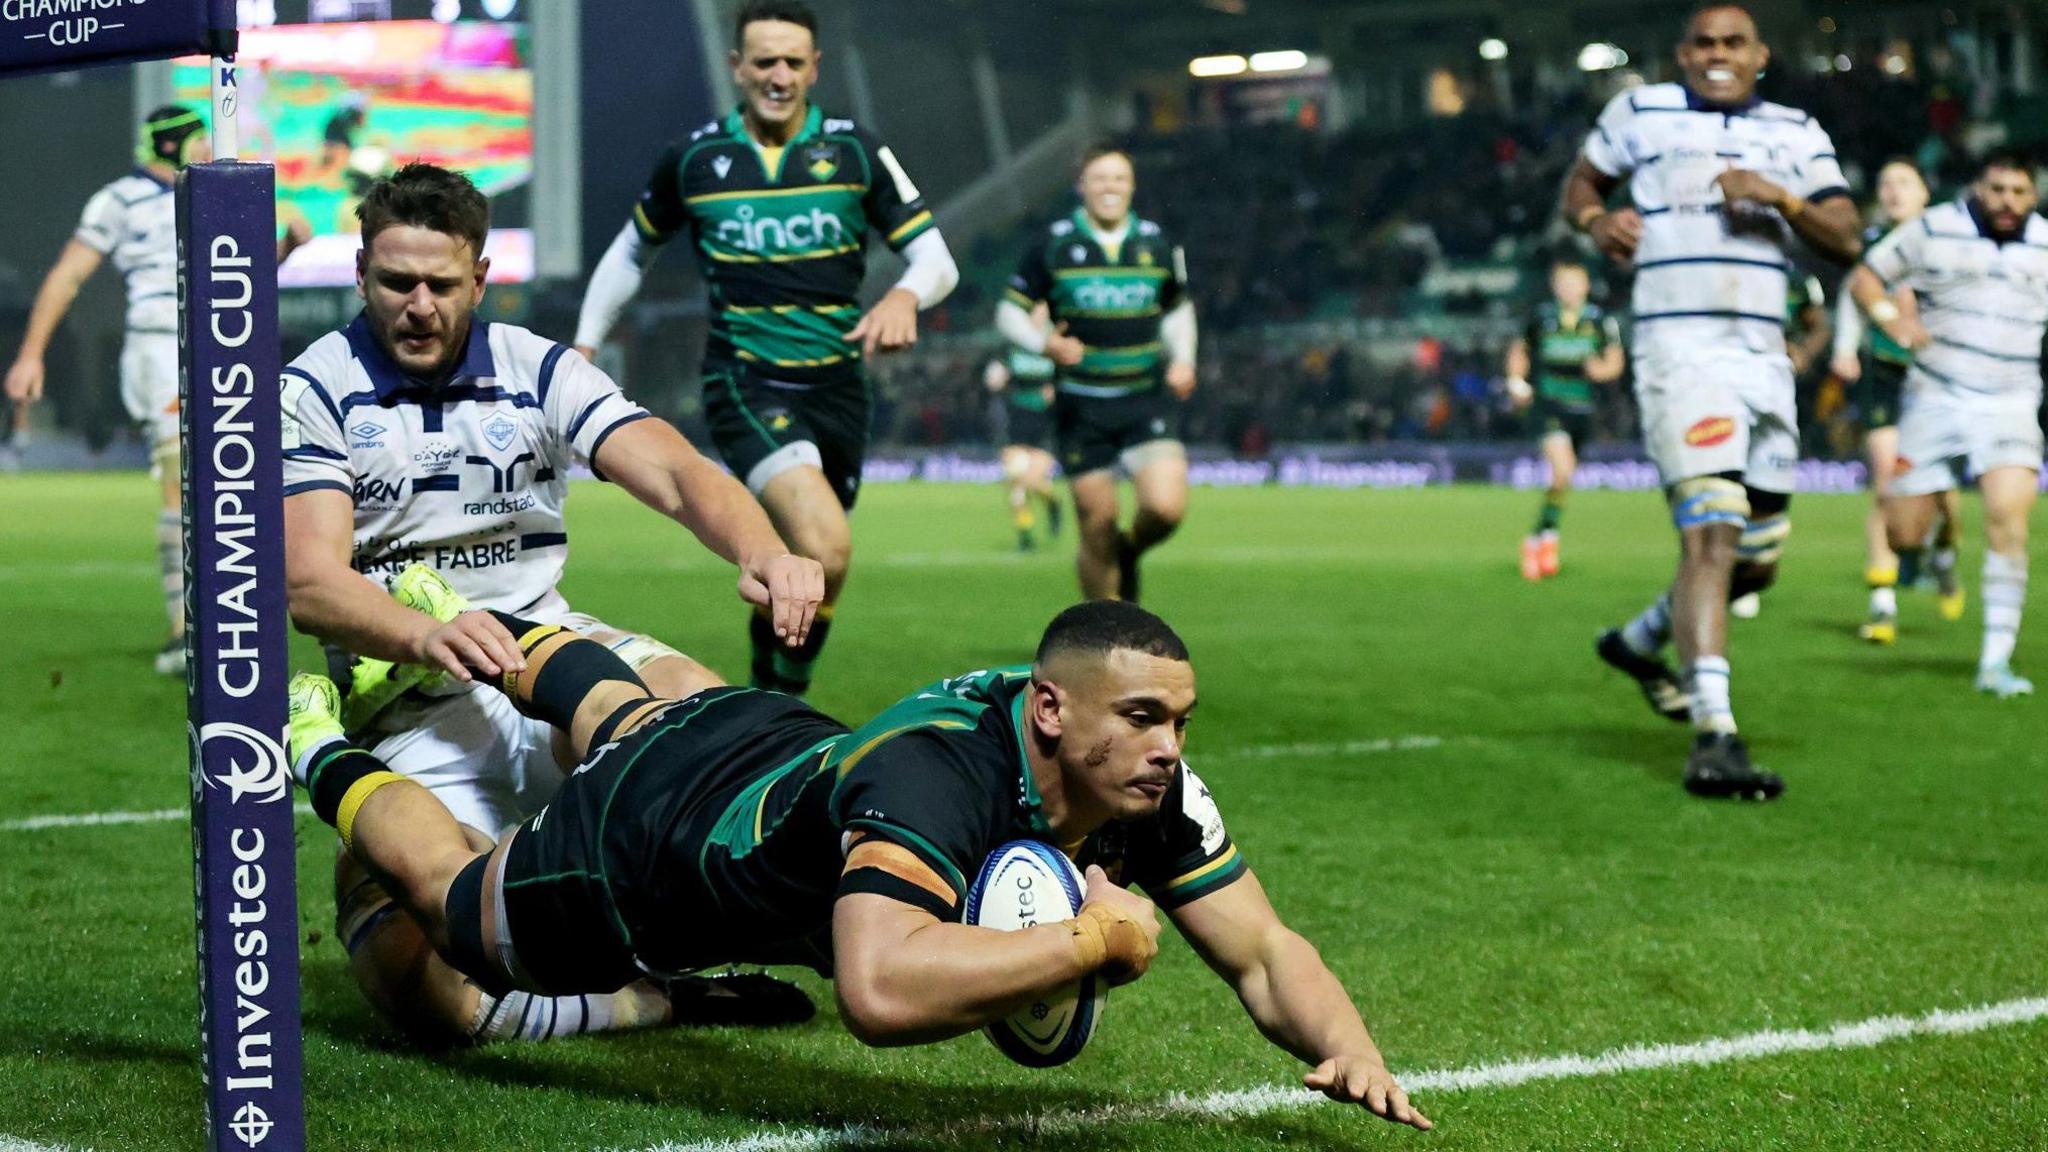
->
[283,488,525,680]
[4,239,104,404]
[1170,870,1432,1130]
[831,864,1158,1047]
[590,417,825,647]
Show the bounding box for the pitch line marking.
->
[0,804,315,833]
[631,994,2048,1152]
[0,740,1440,834]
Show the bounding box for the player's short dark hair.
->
[1681,3,1759,40]
[736,0,818,46]
[1035,602,1190,668]
[356,162,490,259]
[1549,254,1589,274]
[1980,148,2036,182]
[1079,142,1132,174]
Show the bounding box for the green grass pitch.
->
[1,473,2043,1150]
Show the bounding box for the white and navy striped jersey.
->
[1582,83,1849,357]
[280,316,651,617]
[1862,199,2048,399]
[73,170,179,333]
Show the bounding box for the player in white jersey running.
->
[1848,151,2048,698]
[1567,5,1862,799]
[4,105,308,675]
[282,164,826,1044]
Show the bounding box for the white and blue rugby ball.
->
[964,840,1104,1067]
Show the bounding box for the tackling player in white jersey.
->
[282,163,826,1044]
[1567,5,1862,799]
[5,106,309,674]
[1848,151,2048,698]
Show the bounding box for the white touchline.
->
[629,994,2048,1152]
[0,740,1445,835]
[0,804,316,833]
[0,1138,73,1152]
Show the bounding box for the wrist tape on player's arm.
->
[1068,903,1154,978]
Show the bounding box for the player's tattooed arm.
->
[282,488,525,681]
[1168,870,1432,1130]
[591,417,824,645]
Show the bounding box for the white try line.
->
[0,740,1442,835]
[0,804,314,833]
[0,1138,74,1152]
[633,994,2048,1152]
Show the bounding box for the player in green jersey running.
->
[998,145,1199,602]
[1505,257,1624,580]
[985,332,1063,551]
[574,0,959,695]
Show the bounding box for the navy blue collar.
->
[134,165,175,190]
[344,312,496,399]
[1682,84,1762,115]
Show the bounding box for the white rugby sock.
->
[1980,551,2027,671]
[1688,656,1736,734]
[469,981,669,1043]
[1622,593,1673,657]
[1870,585,1898,616]
[156,509,184,635]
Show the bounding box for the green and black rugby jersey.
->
[1524,302,1620,412]
[1006,347,1056,413]
[605,669,1246,975]
[1008,211,1187,396]
[632,104,935,386]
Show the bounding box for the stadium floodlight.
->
[1189,54,1250,77]
[1479,39,1509,61]
[1577,42,1629,72]
[1249,49,1310,73]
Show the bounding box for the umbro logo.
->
[350,421,386,447]
[713,155,733,180]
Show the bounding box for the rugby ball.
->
[964,840,1104,1067]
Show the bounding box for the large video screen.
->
[174,20,534,288]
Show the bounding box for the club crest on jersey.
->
[805,142,839,182]
[1137,248,1154,267]
[481,412,518,452]
[712,155,733,180]
[1070,245,1088,263]
[349,420,386,448]
[1685,416,1736,448]
[766,411,794,433]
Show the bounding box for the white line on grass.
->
[0,804,314,833]
[0,1138,75,1151]
[632,994,2048,1152]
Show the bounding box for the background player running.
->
[574,0,958,696]
[1830,160,1965,643]
[1570,4,1861,798]
[1505,256,1624,581]
[985,303,1063,551]
[1848,151,2048,698]
[998,145,1198,603]
[283,164,824,1044]
[285,592,1430,1130]
[4,105,308,674]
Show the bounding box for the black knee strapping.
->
[487,611,647,729]
[444,854,513,997]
